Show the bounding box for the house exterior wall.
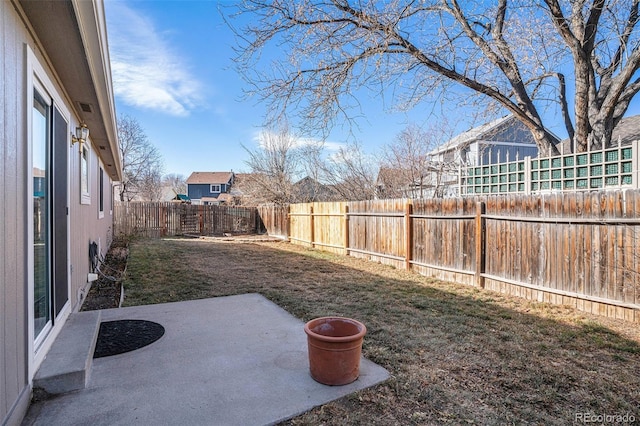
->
[1,2,30,423]
[1,2,117,424]
[187,183,229,201]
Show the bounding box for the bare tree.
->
[164,173,187,195]
[117,115,164,201]
[242,124,303,204]
[136,169,164,202]
[320,141,380,201]
[230,0,640,153]
[381,123,446,199]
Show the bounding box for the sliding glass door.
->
[32,88,51,344]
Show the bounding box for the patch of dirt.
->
[181,233,285,243]
[80,238,129,311]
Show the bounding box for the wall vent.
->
[79,102,93,113]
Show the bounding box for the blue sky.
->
[105,0,433,178]
[105,1,640,179]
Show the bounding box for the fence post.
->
[405,200,413,270]
[286,205,291,241]
[309,206,315,248]
[160,205,167,237]
[524,156,532,195]
[343,204,350,256]
[475,201,486,288]
[199,205,204,235]
[633,140,639,189]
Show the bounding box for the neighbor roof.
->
[186,172,234,184]
[611,115,640,145]
[557,114,640,153]
[430,115,515,155]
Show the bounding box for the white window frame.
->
[210,184,221,193]
[80,141,91,205]
[26,44,72,378]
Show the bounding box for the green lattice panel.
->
[576,154,588,165]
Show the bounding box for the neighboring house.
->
[186,171,236,205]
[429,115,550,166]
[376,116,559,199]
[293,176,339,202]
[1,1,122,425]
[427,115,558,197]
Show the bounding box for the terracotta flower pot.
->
[304,316,367,386]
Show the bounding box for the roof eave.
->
[19,0,122,181]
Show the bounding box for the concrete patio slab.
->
[23,294,389,426]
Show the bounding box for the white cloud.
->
[252,130,344,152]
[106,2,202,117]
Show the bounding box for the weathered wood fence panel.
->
[289,203,313,247]
[114,202,260,237]
[259,191,640,321]
[257,204,288,238]
[411,198,478,285]
[348,199,407,268]
[312,201,347,255]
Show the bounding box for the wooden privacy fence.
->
[114,202,261,238]
[261,192,640,322]
[257,204,289,239]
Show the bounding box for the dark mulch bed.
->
[81,238,129,311]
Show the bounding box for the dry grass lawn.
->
[122,237,640,425]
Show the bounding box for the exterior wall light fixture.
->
[71,123,89,151]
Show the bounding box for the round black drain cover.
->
[94,320,165,358]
